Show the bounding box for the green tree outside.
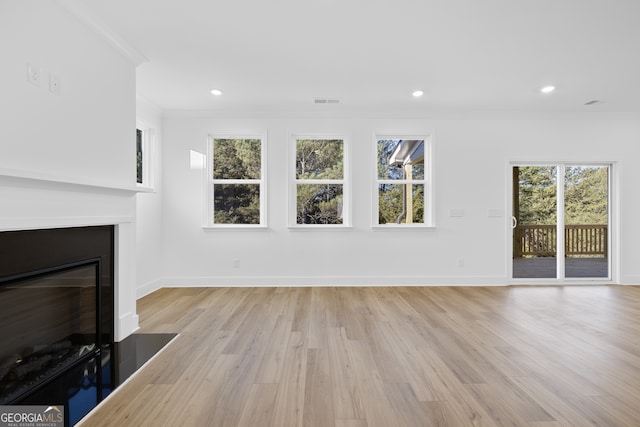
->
[564,166,608,225]
[213,138,261,224]
[517,166,607,225]
[296,139,344,224]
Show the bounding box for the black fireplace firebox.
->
[0,226,115,425]
[0,258,102,404]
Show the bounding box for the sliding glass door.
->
[563,166,609,278]
[512,166,558,278]
[512,164,610,281]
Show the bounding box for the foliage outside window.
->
[136,129,143,184]
[564,166,608,225]
[136,123,154,188]
[293,137,348,226]
[516,165,608,225]
[376,137,431,226]
[208,137,265,226]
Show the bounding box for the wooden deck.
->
[513,257,609,279]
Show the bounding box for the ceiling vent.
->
[584,100,600,105]
[314,98,340,104]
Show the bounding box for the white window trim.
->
[135,120,156,190]
[289,134,351,228]
[203,134,267,229]
[373,134,434,228]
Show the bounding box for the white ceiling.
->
[77,0,640,114]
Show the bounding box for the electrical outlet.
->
[457,258,464,268]
[233,259,240,269]
[49,73,60,95]
[27,64,41,86]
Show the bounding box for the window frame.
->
[204,134,267,229]
[373,134,434,228]
[289,134,350,228]
[135,120,156,189]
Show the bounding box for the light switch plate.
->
[49,73,61,95]
[27,64,41,86]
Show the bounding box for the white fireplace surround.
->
[0,171,143,342]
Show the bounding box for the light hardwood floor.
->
[83,286,640,426]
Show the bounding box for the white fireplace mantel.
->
[0,167,152,194]
[0,168,141,341]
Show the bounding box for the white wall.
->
[159,113,640,286]
[5,3,636,300]
[0,1,140,339]
[135,96,165,297]
[0,1,135,186]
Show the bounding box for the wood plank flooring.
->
[81,286,640,426]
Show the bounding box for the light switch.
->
[49,73,61,95]
[27,64,41,86]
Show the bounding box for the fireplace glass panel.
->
[0,260,99,404]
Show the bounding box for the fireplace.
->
[0,225,176,426]
[0,226,114,422]
[0,258,102,404]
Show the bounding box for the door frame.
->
[507,161,617,285]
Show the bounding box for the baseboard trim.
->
[619,275,640,285]
[140,275,508,290]
[116,311,140,341]
[137,278,165,299]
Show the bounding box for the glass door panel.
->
[513,166,558,278]
[564,166,609,278]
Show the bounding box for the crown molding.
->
[56,0,148,67]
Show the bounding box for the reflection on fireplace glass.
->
[0,260,100,404]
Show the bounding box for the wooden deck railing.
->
[514,224,607,257]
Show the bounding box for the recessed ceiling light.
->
[210,89,223,96]
[540,85,556,94]
[412,90,424,97]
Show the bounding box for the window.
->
[135,122,155,188]
[375,136,432,226]
[291,136,349,226]
[136,129,143,184]
[206,136,266,227]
